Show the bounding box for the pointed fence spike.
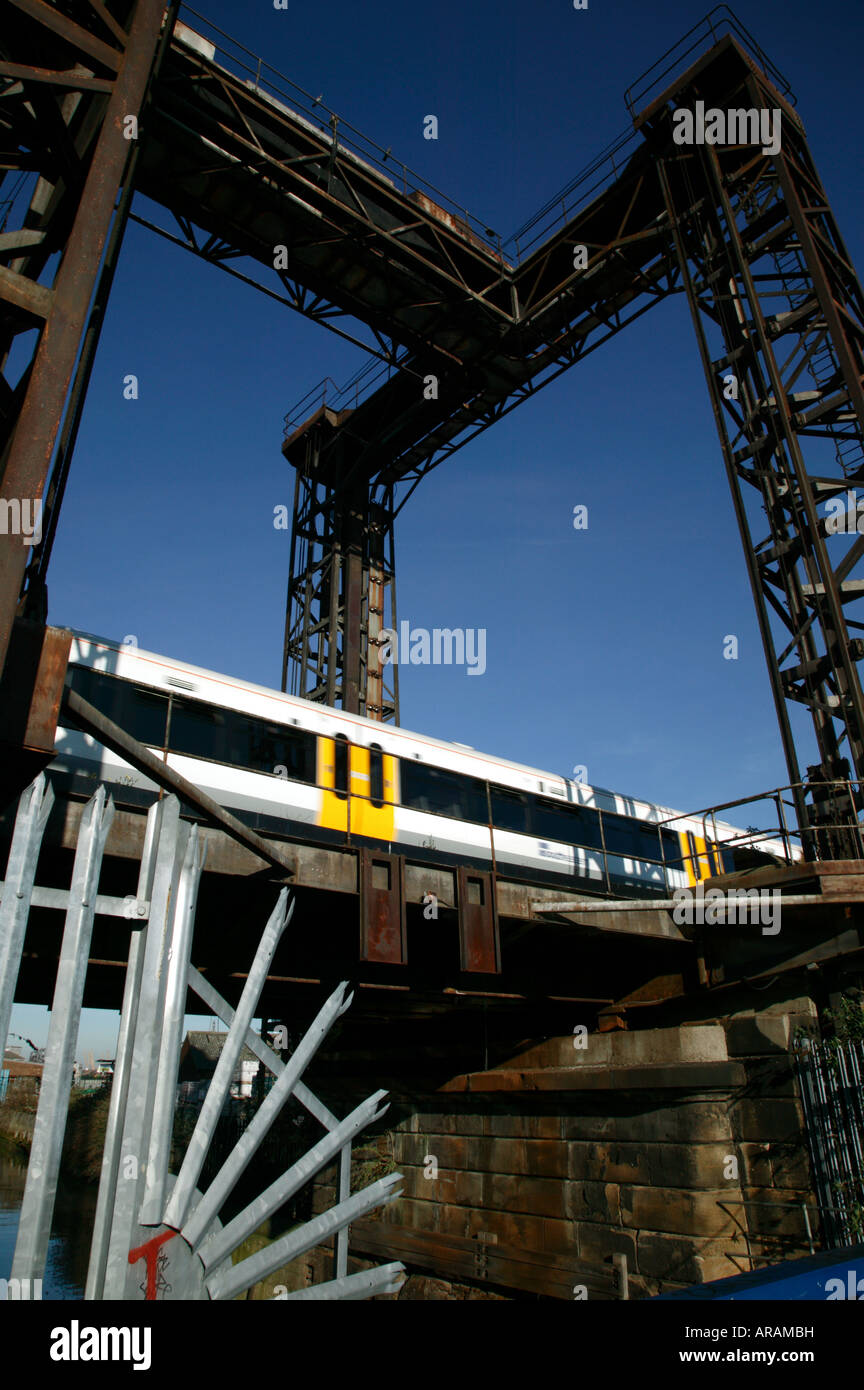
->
[197,1092,391,1269]
[163,889,293,1229]
[277,1262,406,1301]
[206,1174,403,1301]
[181,976,362,1249]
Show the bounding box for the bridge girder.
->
[0,6,863,851]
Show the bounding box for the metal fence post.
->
[138,825,206,1224]
[336,1143,351,1278]
[10,785,114,1286]
[0,775,54,1059]
[101,796,189,1297]
[85,797,163,1298]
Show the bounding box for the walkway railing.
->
[656,781,864,867]
[623,3,795,121]
[178,4,502,256]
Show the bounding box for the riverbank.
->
[0,1089,110,1182]
[0,1128,29,1162]
[1,1152,100,1297]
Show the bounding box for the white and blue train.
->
[50,631,794,895]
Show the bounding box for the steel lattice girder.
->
[1,10,863,836]
[648,57,864,850]
[133,31,512,362]
[0,0,171,666]
[282,423,398,719]
[284,36,864,845]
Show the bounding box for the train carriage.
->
[50,631,795,895]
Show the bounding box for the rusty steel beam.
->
[0,64,114,92]
[0,0,167,681]
[0,621,71,804]
[7,0,123,73]
[0,264,53,322]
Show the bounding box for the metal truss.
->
[282,420,398,720]
[132,17,512,358]
[0,0,173,656]
[283,30,864,856]
[2,4,863,849]
[652,61,864,853]
[279,136,685,721]
[126,207,415,372]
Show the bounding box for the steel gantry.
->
[0,5,863,853]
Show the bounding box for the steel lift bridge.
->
[1,3,863,858]
[0,0,863,1304]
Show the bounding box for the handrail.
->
[194,1,805,459]
[179,7,792,279]
[179,4,502,257]
[623,4,795,121]
[502,125,642,262]
[656,780,864,865]
[283,357,401,439]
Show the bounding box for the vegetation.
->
[824,991,864,1045]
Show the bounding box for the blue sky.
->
[9,0,863,1055]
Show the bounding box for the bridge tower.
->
[0,5,863,853]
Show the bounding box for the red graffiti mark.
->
[128,1229,178,1300]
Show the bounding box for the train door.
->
[684,830,722,885]
[317,733,396,841]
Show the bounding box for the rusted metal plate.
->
[0,621,71,752]
[458,867,499,973]
[536,905,687,942]
[0,621,72,804]
[28,624,72,749]
[360,849,406,964]
[404,864,455,908]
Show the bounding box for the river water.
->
[0,1154,98,1299]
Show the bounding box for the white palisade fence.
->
[0,774,404,1301]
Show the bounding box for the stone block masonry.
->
[339,1002,819,1299]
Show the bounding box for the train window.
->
[67,667,169,748]
[602,813,665,863]
[369,744,384,807]
[719,844,737,873]
[532,798,603,850]
[661,828,684,871]
[490,786,529,834]
[169,697,246,765]
[248,720,316,783]
[333,734,349,798]
[167,698,316,783]
[400,761,487,823]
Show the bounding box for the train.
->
[48,631,795,896]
